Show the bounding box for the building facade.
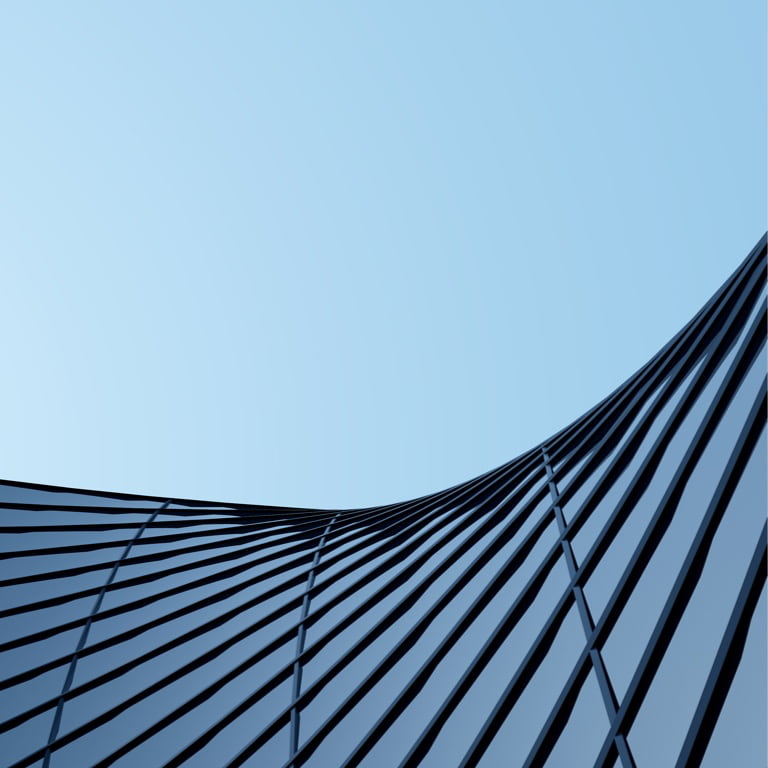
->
[1,237,766,767]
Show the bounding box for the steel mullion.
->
[1,495,423,604]
[536,447,634,768]
[289,512,339,761]
[387,533,580,766]
[40,500,170,768]
[0,515,333,589]
[453,585,576,767]
[0,521,327,612]
[579,303,766,630]
[544,264,765,600]
[0,510,331,559]
[0,508,328,525]
[546,250,764,532]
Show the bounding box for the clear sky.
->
[0,2,764,508]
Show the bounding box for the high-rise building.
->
[1,237,766,767]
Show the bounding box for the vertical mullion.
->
[42,500,171,768]
[538,448,634,768]
[289,512,339,761]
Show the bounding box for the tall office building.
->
[1,237,766,767]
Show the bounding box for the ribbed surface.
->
[1,237,765,767]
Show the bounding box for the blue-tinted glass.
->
[0,707,55,766]
[479,604,584,766]
[543,668,610,767]
[628,423,767,767]
[301,490,518,694]
[700,582,767,768]
[602,346,765,702]
[358,513,558,767]
[0,484,156,507]
[420,557,571,765]
[568,363,702,571]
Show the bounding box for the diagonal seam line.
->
[289,512,340,761]
[41,499,171,768]
[540,447,634,768]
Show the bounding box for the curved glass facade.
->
[1,236,766,767]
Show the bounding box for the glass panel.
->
[164,501,240,512]
[700,582,767,768]
[106,531,306,597]
[2,596,92,648]
[314,501,474,590]
[135,683,293,768]
[0,628,81,690]
[69,577,304,717]
[559,366,681,523]
[53,667,294,767]
[0,484,159,508]
[321,506,410,563]
[56,634,295,765]
[478,604,584,766]
[313,466,540,594]
[352,515,559,767]
[0,546,127,582]
[419,558,571,766]
[543,668,610,767]
[1,559,123,611]
[0,523,139,552]
[0,508,149,527]
[0,707,55,766]
[301,492,522,693]
[569,363,702,570]
[0,662,67,721]
[552,447,594,516]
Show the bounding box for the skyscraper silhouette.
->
[1,236,765,767]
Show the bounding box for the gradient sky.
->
[0,2,765,508]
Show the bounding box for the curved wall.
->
[1,236,766,767]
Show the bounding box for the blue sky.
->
[0,2,764,508]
